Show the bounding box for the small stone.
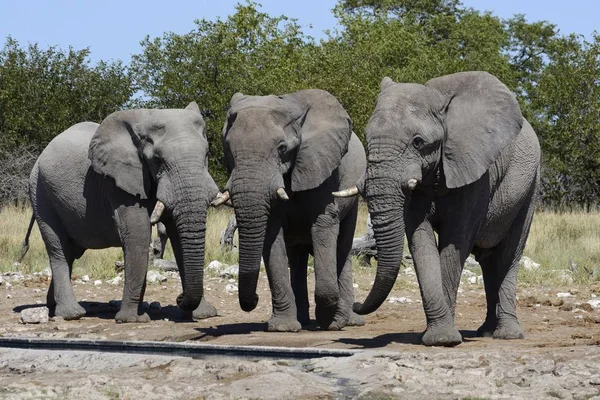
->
[42,267,52,277]
[462,269,476,277]
[468,276,477,284]
[388,297,413,304]
[149,301,161,310]
[5,282,12,289]
[35,300,42,304]
[0,276,3,285]
[225,283,238,293]
[552,298,564,307]
[6,294,12,299]
[106,276,122,285]
[520,256,540,271]
[588,299,600,309]
[353,283,359,289]
[560,303,574,312]
[580,303,594,312]
[465,256,480,268]
[20,307,49,324]
[220,265,239,279]
[147,270,167,283]
[12,262,21,268]
[81,275,90,282]
[93,280,102,286]
[207,260,223,271]
[161,285,167,290]
[556,292,573,298]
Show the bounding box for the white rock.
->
[146,270,167,283]
[42,267,52,277]
[106,276,122,285]
[388,297,413,304]
[6,294,12,298]
[81,275,90,282]
[520,256,541,271]
[468,276,477,284]
[353,283,359,289]
[557,292,573,298]
[0,276,3,285]
[220,265,239,279]
[462,269,476,278]
[207,260,223,271]
[588,299,600,309]
[225,283,238,293]
[5,282,12,289]
[465,256,480,268]
[403,267,415,276]
[12,262,21,268]
[93,280,102,286]
[35,300,42,304]
[20,307,49,324]
[33,288,41,293]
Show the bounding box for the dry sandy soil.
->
[1,267,599,399]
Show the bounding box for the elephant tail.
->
[18,214,35,263]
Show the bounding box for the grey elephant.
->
[214,89,366,331]
[23,102,220,322]
[337,72,540,346]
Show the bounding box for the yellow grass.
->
[1,203,599,284]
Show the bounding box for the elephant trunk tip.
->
[176,292,202,312]
[239,293,259,312]
[352,301,369,315]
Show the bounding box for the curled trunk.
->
[354,186,405,315]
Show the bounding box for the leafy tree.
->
[0,37,134,149]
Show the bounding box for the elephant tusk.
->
[332,186,359,198]
[407,179,418,190]
[276,188,289,201]
[211,191,230,207]
[150,201,165,225]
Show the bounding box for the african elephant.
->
[24,102,220,322]
[215,89,366,331]
[338,72,540,346]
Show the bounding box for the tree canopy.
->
[1,0,599,208]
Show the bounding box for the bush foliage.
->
[1,0,599,208]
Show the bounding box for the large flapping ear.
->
[286,89,353,192]
[221,93,247,173]
[88,110,152,199]
[426,71,523,189]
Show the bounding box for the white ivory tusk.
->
[407,179,418,190]
[332,186,359,198]
[150,201,165,224]
[276,188,289,201]
[211,191,230,207]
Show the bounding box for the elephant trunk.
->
[231,178,271,312]
[167,169,217,312]
[354,179,405,315]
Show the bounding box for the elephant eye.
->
[278,143,288,156]
[413,136,425,149]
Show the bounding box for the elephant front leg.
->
[289,245,311,326]
[263,221,301,332]
[312,211,345,330]
[192,297,218,320]
[407,217,461,346]
[114,205,152,323]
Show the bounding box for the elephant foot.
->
[476,318,497,337]
[315,302,340,330]
[347,311,365,327]
[54,302,86,320]
[422,324,462,347]
[192,297,218,320]
[493,320,524,340]
[267,315,301,332]
[115,309,151,323]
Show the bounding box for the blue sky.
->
[0,1,597,64]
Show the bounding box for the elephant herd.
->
[20,71,540,347]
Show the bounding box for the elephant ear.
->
[426,71,523,189]
[286,89,353,192]
[185,101,201,114]
[88,110,152,199]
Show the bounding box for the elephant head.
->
[219,89,353,312]
[88,102,219,311]
[344,72,523,314]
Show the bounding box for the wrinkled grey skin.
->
[28,102,219,322]
[354,72,540,346]
[223,89,366,331]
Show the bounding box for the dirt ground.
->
[1,267,600,399]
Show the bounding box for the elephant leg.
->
[406,201,461,346]
[289,245,310,326]
[114,204,152,323]
[37,210,85,320]
[156,222,168,259]
[474,247,499,337]
[263,220,300,332]
[337,203,364,328]
[192,297,218,320]
[311,208,343,330]
[487,196,535,340]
